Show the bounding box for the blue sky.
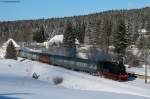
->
[0,0,150,21]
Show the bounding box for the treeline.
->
[0,7,150,49]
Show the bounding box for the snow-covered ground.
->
[0,58,150,99]
[0,39,150,99]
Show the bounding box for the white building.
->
[44,35,80,49]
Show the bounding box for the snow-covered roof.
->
[49,35,63,44]
[45,35,80,46]
[75,39,80,45]
[127,45,141,56]
[2,38,20,48]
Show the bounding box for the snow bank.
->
[0,59,150,99]
[19,59,150,98]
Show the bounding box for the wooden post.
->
[145,64,148,83]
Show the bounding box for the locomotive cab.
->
[118,66,128,81]
[97,61,128,81]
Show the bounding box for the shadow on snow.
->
[0,93,31,99]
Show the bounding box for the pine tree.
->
[5,40,17,60]
[92,22,100,48]
[74,21,85,44]
[114,19,129,57]
[63,21,76,48]
[96,20,106,50]
[102,18,112,53]
[84,22,94,45]
[63,21,76,57]
[33,26,48,43]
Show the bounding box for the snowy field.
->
[0,58,150,99]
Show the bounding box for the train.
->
[18,48,128,81]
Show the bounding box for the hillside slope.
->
[0,7,150,46]
[0,58,150,99]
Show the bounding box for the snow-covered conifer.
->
[5,40,17,60]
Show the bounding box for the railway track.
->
[128,71,150,79]
[134,74,150,79]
